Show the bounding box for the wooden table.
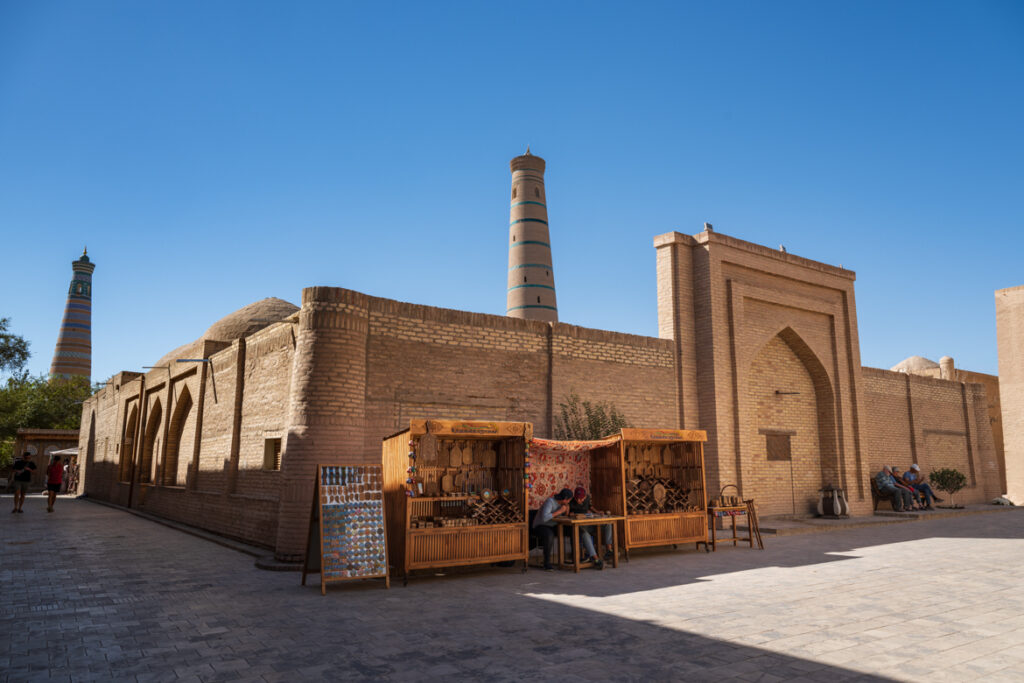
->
[706,505,754,551]
[553,514,624,573]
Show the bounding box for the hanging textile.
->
[527,437,618,509]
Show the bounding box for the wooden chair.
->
[870,477,897,511]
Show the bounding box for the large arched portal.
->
[743,328,838,516]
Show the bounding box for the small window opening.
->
[523,276,527,283]
[536,296,541,303]
[264,438,282,471]
[512,187,517,199]
[534,187,540,198]
[545,270,549,276]
[765,433,792,461]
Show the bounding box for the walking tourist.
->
[46,456,63,513]
[533,488,573,571]
[875,466,914,511]
[11,452,36,513]
[902,464,942,509]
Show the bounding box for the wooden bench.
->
[870,477,898,511]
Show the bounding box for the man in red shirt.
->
[46,456,63,513]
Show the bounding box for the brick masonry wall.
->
[743,335,821,516]
[81,329,295,549]
[859,367,1001,504]
[271,287,678,560]
[80,237,1009,556]
[657,230,871,516]
[236,324,294,499]
[997,285,1024,503]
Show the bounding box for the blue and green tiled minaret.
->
[50,248,95,380]
[506,148,558,323]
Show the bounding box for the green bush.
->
[929,467,968,506]
[553,391,630,440]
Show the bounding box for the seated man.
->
[875,466,914,511]
[532,488,573,571]
[902,464,942,509]
[568,486,607,569]
[890,467,923,510]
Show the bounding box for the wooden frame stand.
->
[382,420,532,584]
[301,464,390,594]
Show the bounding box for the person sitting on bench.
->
[533,488,573,571]
[875,466,914,511]
[901,464,942,509]
[890,467,923,510]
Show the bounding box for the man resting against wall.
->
[875,466,914,512]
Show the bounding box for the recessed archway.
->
[163,387,193,486]
[140,399,162,484]
[743,327,838,515]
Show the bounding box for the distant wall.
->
[859,367,1001,504]
[997,285,1024,503]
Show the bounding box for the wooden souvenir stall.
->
[382,419,532,583]
[615,428,709,554]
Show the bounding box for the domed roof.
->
[201,297,298,342]
[154,297,298,367]
[890,355,939,373]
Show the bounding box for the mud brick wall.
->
[997,285,1024,503]
[859,367,1001,504]
[273,287,678,560]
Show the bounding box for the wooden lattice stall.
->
[382,419,532,582]
[616,428,709,554]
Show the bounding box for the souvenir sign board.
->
[301,464,390,594]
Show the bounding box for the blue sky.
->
[1,1,1021,381]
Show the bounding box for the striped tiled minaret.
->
[50,248,95,380]
[506,148,558,322]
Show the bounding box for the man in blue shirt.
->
[875,466,914,511]
[533,488,573,571]
[902,464,942,509]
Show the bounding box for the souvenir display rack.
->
[382,419,532,583]
[301,464,390,594]
[614,429,709,555]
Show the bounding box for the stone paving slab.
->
[2,494,1023,681]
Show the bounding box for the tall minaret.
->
[506,148,558,322]
[50,248,95,380]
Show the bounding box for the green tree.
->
[0,317,30,377]
[553,390,631,440]
[929,467,968,508]
[0,374,97,467]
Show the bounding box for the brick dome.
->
[154,297,297,367]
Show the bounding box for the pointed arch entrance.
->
[742,327,838,516]
[140,399,162,484]
[119,405,138,483]
[162,387,193,486]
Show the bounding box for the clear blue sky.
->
[2,1,1021,381]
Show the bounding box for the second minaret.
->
[506,149,558,322]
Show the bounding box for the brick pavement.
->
[2,495,1023,682]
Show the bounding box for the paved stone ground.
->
[2,495,1023,682]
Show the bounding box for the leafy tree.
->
[0,374,97,468]
[0,317,30,377]
[553,390,630,440]
[929,467,968,508]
